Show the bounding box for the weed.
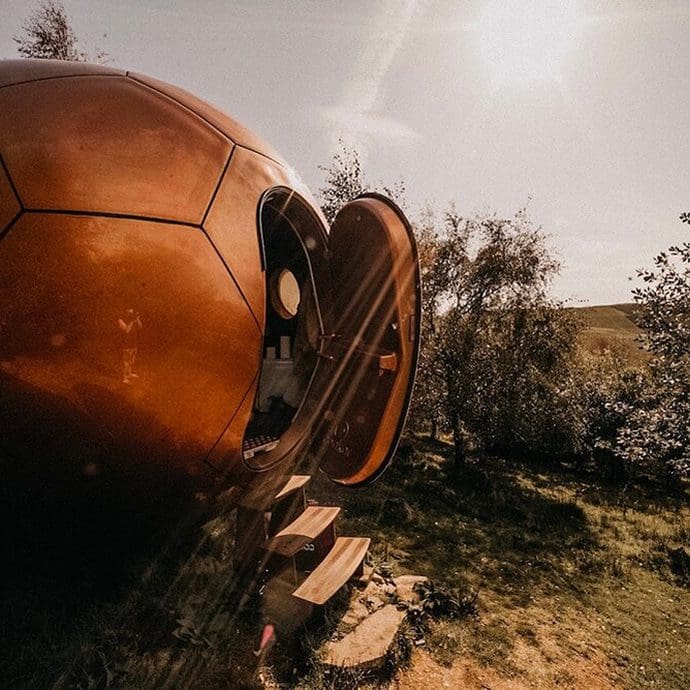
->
[401,580,479,632]
[464,618,518,676]
[426,620,464,667]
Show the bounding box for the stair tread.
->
[274,474,311,501]
[265,505,341,557]
[238,472,293,510]
[293,537,371,605]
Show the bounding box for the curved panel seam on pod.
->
[201,147,236,228]
[203,371,261,473]
[1,204,263,335]
[0,154,23,239]
[0,72,124,92]
[199,224,263,334]
[125,72,232,144]
[16,208,201,233]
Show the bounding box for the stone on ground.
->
[323,604,406,668]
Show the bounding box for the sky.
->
[2,0,689,305]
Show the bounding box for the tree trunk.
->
[452,415,466,468]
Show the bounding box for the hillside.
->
[572,303,648,363]
[575,303,640,332]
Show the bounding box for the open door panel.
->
[313,194,421,485]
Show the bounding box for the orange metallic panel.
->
[205,374,259,475]
[0,160,21,233]
[315,195,421,485]
[128,72,287,167]
[0,58,124,88]
[0,213,261,476]
[204,147,294,327]
[0,76,230,223]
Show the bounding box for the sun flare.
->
[477,0,581,86]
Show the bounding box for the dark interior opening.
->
[242,189,324,465]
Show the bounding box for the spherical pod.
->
[0,60,421,513]
[0,60,304,492]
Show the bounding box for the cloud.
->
[315,105,420,148]
[317,0,426,159]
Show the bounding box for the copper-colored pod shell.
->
[0,60,421,505]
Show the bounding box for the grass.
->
[2,434,688,688]
[309,435,690,689]
[575,304,640,332]
[572,303,649,363]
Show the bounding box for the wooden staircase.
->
[234,474,369,607]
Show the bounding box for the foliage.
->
[312,440,690,689]
[407,206,447,436]
[316,145,690,483]
[421,205,576,465]
[14,0,108,63]
[317,142,365,224]
[612,213,690,480]
[317,140,405,223]
[401,580,479,630]
[318,144,586,466]
[573,345,649,481]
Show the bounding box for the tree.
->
[317,140,405,224]
[317,147,578,468]
[407,206,447,439]
[613,213,690,481]
[428,206,574,467]
[14,1,107,63]
[318,142,366,224]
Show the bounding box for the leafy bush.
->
[610,214,690,481]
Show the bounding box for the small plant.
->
[397,580,479,640]
[382,626,414,680]
[415,580,479,619]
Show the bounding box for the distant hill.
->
[570,303,647,362]
[574,303,639,331]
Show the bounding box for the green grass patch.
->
[2,433,688,688]
[310,435,690,689]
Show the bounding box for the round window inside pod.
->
[270,268,301,319]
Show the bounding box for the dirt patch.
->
[395,605,621,690]
[393,650,527,690]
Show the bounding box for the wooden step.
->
[274,474,311,501]
[269,475,312,537]
[265,505,340,557]
[293,537,371,605]
[239,474,311,511]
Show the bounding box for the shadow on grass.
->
[310,435,600,608]
[0,371,264,688]
[0,477,264,689]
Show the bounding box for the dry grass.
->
[2,434,688,689]
[310,436,690,689]
[573,303,649,364]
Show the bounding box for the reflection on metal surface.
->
[117,308,142,385]
[0,213,259,476]
[0,75,230,223]
[0,60,420,502]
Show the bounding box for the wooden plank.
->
[293,537,370,605]
[269,476,310,537]
[238,472,292,510]
[265,506,340,557]
[238,474,310,511]
[274,474,311,501]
